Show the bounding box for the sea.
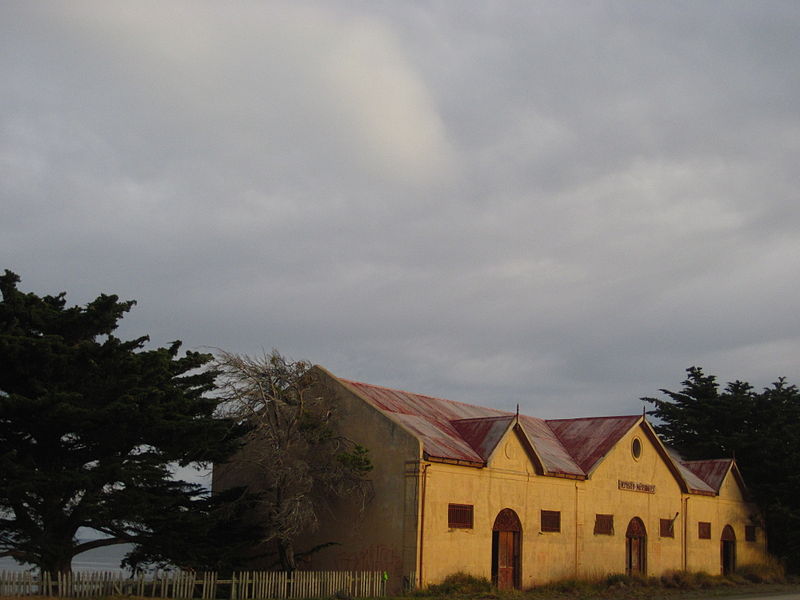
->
[0,543,134,573]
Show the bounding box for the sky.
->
[2,1,799,420]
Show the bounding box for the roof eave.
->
[316,365,425,461]
[424,452,485,468]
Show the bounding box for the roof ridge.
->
[547,414,640,423]
[340,378,513,415]
[451,415,515,424]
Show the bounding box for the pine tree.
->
[644,367,800,572]
[0,270,244,573]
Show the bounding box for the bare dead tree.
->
[214,350,372,571]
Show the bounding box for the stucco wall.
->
[212,368,422,593]
[684,472,765,574]
[415,421,769,587]
[297,369,422,593]
[577,424,686,578]
[216,378,769,589]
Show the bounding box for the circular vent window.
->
[632,437,642,460]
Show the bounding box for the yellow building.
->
[216,366,768,592]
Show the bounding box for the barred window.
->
[698,522,711,539]
[745,525,757,542]
[448,504,474,529]
[594,514,614,535]
[660,518,675,538]
[541,510,561,533]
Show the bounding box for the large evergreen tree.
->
[0,270,244,573]
[644,367,800,572]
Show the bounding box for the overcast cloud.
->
[2,1,799,419]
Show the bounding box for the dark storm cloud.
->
[2,1,799,419]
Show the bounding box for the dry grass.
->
[408,567,800,600]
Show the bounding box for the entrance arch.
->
[625,517,647,576]
[491,508,521,590]
[721,525,736,575]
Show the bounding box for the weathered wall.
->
[577,424,686,578]
[216,379,769,590]
[418,426,577,588]
[415,421,769,588]
[292,368,422,593]
[212,368,421,594]
[684,472,765,574]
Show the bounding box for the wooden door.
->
[627,537,642,574]
[492,509,522,589]
[625,517,647,576]
[721,525,736,575]
[498,531,516,589]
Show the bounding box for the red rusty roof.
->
[548,415,641,474]
[334,374,724,493]
[451,416,515,462]
[518,415,584,476]
[681,459,733,493]
[341,379,507,465]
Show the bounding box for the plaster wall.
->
[418,427,577,588]
[416,422,769,588]
[217,377,769,590]
[684,473,765,574]
[298,369,422,592]
[213,368,421,594]
[578,424,685,578]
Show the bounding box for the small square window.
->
[698,522,711,539]
[541,510,561,532]
[448,504,473,529]
[745,525,757,542]
[594,514,614,535]
[660,518,675,538]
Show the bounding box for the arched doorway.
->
[491,508,522,590]
[625,517,647,576]
[721,525,736,575]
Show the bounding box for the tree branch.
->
[73,536,131,555]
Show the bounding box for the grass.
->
[407,566,800,600]
[0,564,796,600]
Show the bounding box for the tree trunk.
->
[39,551,73,575]
[277,538,296,572]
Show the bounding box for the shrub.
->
[422,572,494,596]
[604,573,648,588]
[735,559,786,583]
[545,577,596,594]
[660,570,691,589]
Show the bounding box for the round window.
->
[504,441,516,459]
[632,437,642,459]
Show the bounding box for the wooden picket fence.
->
[0,570,388,599]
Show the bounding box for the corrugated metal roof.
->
[335,374,725,494]
[518,415,584,476]
[681,459,733,493]
[548,416,641,474]
[341,379,507,464]
[451,416,514,462]
[340,378,590,475]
